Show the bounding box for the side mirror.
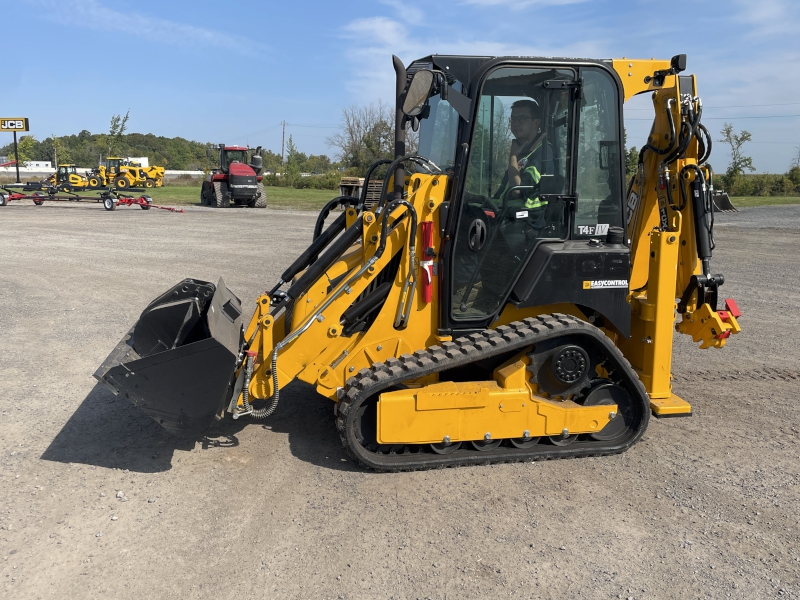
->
[403,70,434,117]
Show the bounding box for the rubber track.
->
[336,313,650,472]
[252,181,267,208]
[214,182,230,208]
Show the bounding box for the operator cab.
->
[220,148,249,171]
[105,158,123,174]
[411,56,629,335]
[57,165,78,182]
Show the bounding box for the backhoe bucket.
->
[712,191,738,212]
[94,278,244,437]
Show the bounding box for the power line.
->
[626,114,800,121]
[625,102,800,111]
[286,123,339,129]
[702,115,800,120]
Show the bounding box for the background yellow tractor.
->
[91,157,164,189]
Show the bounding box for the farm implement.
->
[0,185,183,213]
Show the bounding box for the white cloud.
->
[731,0,800,38]
[341,16,607,102]
[379,0,425,22]
[26,0,262,53]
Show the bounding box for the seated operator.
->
[494,99,553,225]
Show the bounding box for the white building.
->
[27,161,52,168]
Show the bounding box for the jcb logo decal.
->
[0,118,29,131]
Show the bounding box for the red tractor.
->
[201,145,267,208]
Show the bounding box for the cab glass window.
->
[450,66,574,321]
[573,67,624,238]
[417,88,462,170]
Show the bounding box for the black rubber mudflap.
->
[94,278,243,437]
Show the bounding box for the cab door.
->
[445,65,577,326]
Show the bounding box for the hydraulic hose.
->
[313,196,359,241]
[640,98,677,163]
[697,123,713,165]
[359,159,392,210]
[248,198,419,418]
[286,216,363,301]
[377,154,443,211]
[384,199,419,329]
[662,98,702,166]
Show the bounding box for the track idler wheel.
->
[581,381,639,442]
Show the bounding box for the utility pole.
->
[13,132,20,183]
[281,121,286,168]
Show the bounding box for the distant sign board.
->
[1,118,29,132]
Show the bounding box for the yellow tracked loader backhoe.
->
[44,164,92,193]
[95,54,741,470]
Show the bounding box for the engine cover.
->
[228,163,258,199]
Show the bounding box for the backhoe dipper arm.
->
[612,56,742,415]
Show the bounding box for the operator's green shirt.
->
[494,139,552,210]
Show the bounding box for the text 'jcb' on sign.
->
[0,118,29,132]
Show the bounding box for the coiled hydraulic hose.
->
[240,351,280,419]
[697,123,713,165]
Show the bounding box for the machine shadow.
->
[41,381,355,474]
[40,383,243,473]
[239,380,359,473]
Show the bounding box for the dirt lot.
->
[1,201,798,600]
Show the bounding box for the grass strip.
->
[142,185,337,210]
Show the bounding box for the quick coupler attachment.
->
[94,278,244,437]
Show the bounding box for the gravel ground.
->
[1,201,798,599]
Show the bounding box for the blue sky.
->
[4,0,798,172]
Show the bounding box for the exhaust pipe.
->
[94,278,244,437]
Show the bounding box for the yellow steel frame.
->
[236,56,742,440]
[377,354,615,444]
[613,59,740,415]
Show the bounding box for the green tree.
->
[719,123,755,177]
[50,134,71,166]
[101,110,130,156]
[304,154,332,174]
[328,101,395,171]
[261,149,283,172]
[15,135,38,165]
[788,165,800,187]
[284,135,301,187]
[625,146,638,180]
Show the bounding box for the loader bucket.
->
[712,191,738,212]
[94,278,244,437]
